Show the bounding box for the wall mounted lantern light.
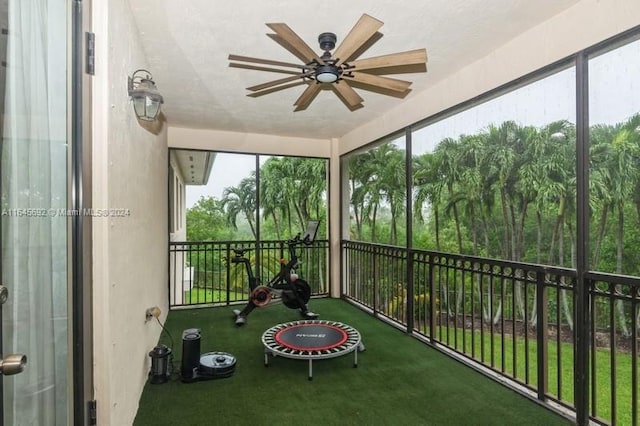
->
[127,69,164,121]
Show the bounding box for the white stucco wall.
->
[92,0,169,425]
[168,127,331,158]
[168,150,187,241]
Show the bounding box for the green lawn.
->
[419,323,634,425]
[171,295,634,424]
[182,288,248,304]
[135,299,570,426]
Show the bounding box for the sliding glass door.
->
[0,0,71,424]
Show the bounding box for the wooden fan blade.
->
[266,34,311,64]
[246,72,313,92]
[331,85,363,111]
[293,83,321,111]
[333,14,384,66]
[346,78,413,98]
[332,81,364,107]
[230,63,301,75]
[348,48,427,72]
[228,54,306,69]
[343,31,383,63]
[247,80,308,98]
[362,63,427,76]
[266,23,323,64]
[342,72,412,93]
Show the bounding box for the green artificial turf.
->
[134,298,570,426]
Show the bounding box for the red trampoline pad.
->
[274,323,348,351]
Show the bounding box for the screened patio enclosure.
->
[168,28,640,426]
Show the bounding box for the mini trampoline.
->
[261,320,361,380]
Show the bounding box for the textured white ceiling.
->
[129,0,580,139]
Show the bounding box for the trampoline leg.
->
[354,349,358,368]
[264,351,269,367]
[308,359,313,381]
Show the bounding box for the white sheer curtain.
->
[1,0,68,425]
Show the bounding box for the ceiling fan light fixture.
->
[315,64,339,83]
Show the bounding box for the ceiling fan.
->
[228,14,428,112]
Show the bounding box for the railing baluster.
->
[536,270,548,402]
[632,293,638,426]
[556,280,562,399]
[590,280,598,420]
[524,271,529,385]
[512,270,517,380]
[462,261,467,354]
[429,254,436,343]
[610,283,617,426]
[407,250,414,333]
[227,244,231,300]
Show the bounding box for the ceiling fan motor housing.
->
[318,32,337,51]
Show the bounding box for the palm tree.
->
[519,120,575,325]
[260,158,288,239]
[413,153,444,250]
[291,157,327,227]
[353,147,385,242]
[374,144,406,245]
[434,137,464,252]
[589,123,619,270]
[221,173,257,238]
[484,121,520,260]
[595,114,640,336]
[349,154,374,240]
[453,133,493,256]
[454,133,497,323]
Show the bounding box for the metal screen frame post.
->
[574,51,590,426]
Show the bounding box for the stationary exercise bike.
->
[232,221,320,326]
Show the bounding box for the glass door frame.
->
[71,0,93,424]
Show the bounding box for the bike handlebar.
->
[287,232,314,246]
[231,247,253,257]
[231,232,313,258]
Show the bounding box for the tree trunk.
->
[616,203,631,337]
[371,204,378,242]
[470,205,478,255]
[591,206,609,269]
[528,210,543,327]
[500,188,510,260]
[434,207,441,251]
[271,211,281,240]
[453,202,463,253]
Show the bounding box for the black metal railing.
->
[342,240,639,426]
[169,239,330,307]
[588,272,640,425]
